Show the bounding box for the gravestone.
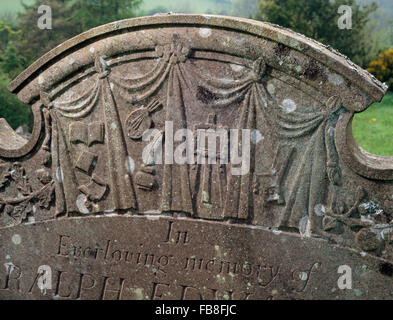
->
[0,14,392,300]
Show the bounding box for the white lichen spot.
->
[199,28,212,38]
[89,47,95,53]
[328,127,335,137]
[76,194,90,214]
[272,229,282,235]
[125,156,135,174]
[267,83,276,95]
[328,73,344,86]
[360,251,367,257]
[281,99,297,113]
[12,234,21,245]
[131,288,145,300]
[354,289,363,297]
[216,274,226,285]
[295,65,302,73]
[110,82,114,91]
[5,255,10,260]
[299,272,308,281]
[38,75,45,86]
[277,33,287,42]
[279,61,283,66]
[235,38,245,46]
[251,129,263,144]
[68,58,75,65]
[110,122,117,130]
[230,64,244,72]
[314,204,326,217]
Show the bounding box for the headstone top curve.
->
[9,14,387,106]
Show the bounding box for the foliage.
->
[69,0,142,31]
[15,0,83,65]
[0,73,32,130]
[361,0,393,52]
[0,19,25,79]
[15,0,142,65]
[0,0,143,131]
[0,42,26,79]
[254,0,378,67]
[0,18,30,130]
[367,48,393,91]
[0,19,21,51]
[360,13,392,67]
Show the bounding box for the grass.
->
[352,92,393,156]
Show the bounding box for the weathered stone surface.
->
[0,14,392,299]
[1,216,393,300]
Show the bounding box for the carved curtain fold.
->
[47,43,341,230]
[49,69,137,215]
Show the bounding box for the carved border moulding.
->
[0,15,392,300]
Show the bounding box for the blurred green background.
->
[0,0,392,155]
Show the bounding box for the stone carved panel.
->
[0,15,392,299]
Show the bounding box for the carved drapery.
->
[40,36,344,230]
[45,57,137,215]
[0,15,391,261]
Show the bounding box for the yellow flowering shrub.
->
[367,49,393,91]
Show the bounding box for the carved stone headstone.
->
[0,15,392,300]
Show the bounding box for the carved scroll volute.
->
[335,111,393,181]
